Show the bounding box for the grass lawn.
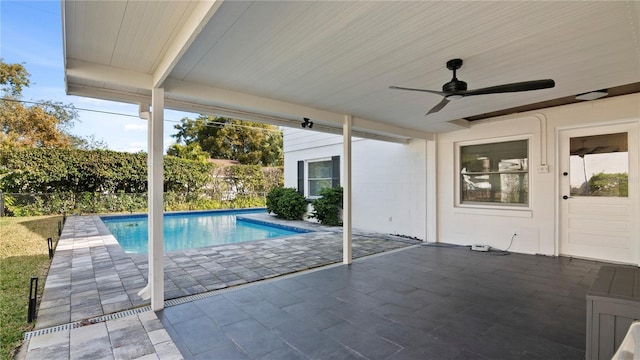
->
[0,215,61,360]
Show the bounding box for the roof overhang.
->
[63,1,640,142]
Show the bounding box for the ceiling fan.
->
[389,58,555,115]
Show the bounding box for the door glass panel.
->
[570,132,628,197]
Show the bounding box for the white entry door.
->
[559,122,638,265]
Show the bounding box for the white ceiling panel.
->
[64,1,127,66]
[64,1,640,137]
[65,1,199,73]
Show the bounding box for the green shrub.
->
[3,194,44,216]
[230,194,266,209]
[277,189,307,220]
[309,186,343,226]
[266,187,306,220]
[266,187,286,214]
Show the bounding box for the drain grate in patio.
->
[24,258,346,341]
[24,306,151,340]
[25,245,418,341]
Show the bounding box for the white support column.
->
[343,115,353,264]
[148,88,165,310]
[426,138,438,243]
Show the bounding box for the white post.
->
[149,88,164,310]
[426,138,437,243]
[343,115,352,264]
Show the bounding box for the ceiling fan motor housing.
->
[443,58,467,93]
[446,58,463,71]
[443,79,467,93]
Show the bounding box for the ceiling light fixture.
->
[575,90,608,101]
[301,117,314,129]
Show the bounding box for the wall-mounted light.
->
[576,89,608,101]
[301,117,314,129]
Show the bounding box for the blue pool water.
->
[101,209,308,253]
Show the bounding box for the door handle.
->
[562,195,571,200]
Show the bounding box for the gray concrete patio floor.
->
[22,212,418,359]
[160,243,606,360]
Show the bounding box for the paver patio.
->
[22,212,417,359]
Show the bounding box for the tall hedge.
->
[0,147,284,215]
[0,147,214,194]
[0,147,283,196]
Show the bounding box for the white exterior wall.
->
[284,128,427,240]
[283,94,639,257]
[437,93,640,255]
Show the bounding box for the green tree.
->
[173,115,283,166]
[70,134,108,150]
[0,98,79,148]
[0,60,102,149]
[166,142,209,162]
[0,60,30,96]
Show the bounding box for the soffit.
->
[63,1,640,138]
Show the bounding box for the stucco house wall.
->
[284,93,639,261]
[283,129,428,240]
[436,93,640,256]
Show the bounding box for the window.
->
[297,156,340,197]
[569,132,628,197]
[460,139,528,206]
[308,160,332,197]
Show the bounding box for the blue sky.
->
[1,0,194,152]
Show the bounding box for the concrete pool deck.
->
[22,213,418,359]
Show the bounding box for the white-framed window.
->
[308,159,333,197]
[458,138,529,207]
[297,156,340,198]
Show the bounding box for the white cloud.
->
[115,142,147,153]
[125,124,148,132]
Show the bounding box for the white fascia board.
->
[66,84,151,105]
[66,59,152,90]
[61,1,69,94]
[152,0,223,88]
[164,79,432,140]
[165,79,344,123]
[66,83,411,144]
[163,98,411,144]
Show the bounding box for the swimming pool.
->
[101,209,310,253]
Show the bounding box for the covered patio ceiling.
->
[63,1,640,142]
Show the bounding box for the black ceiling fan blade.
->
[463,79,555,96]
[426,97,450,115]
[389,85,446,96]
